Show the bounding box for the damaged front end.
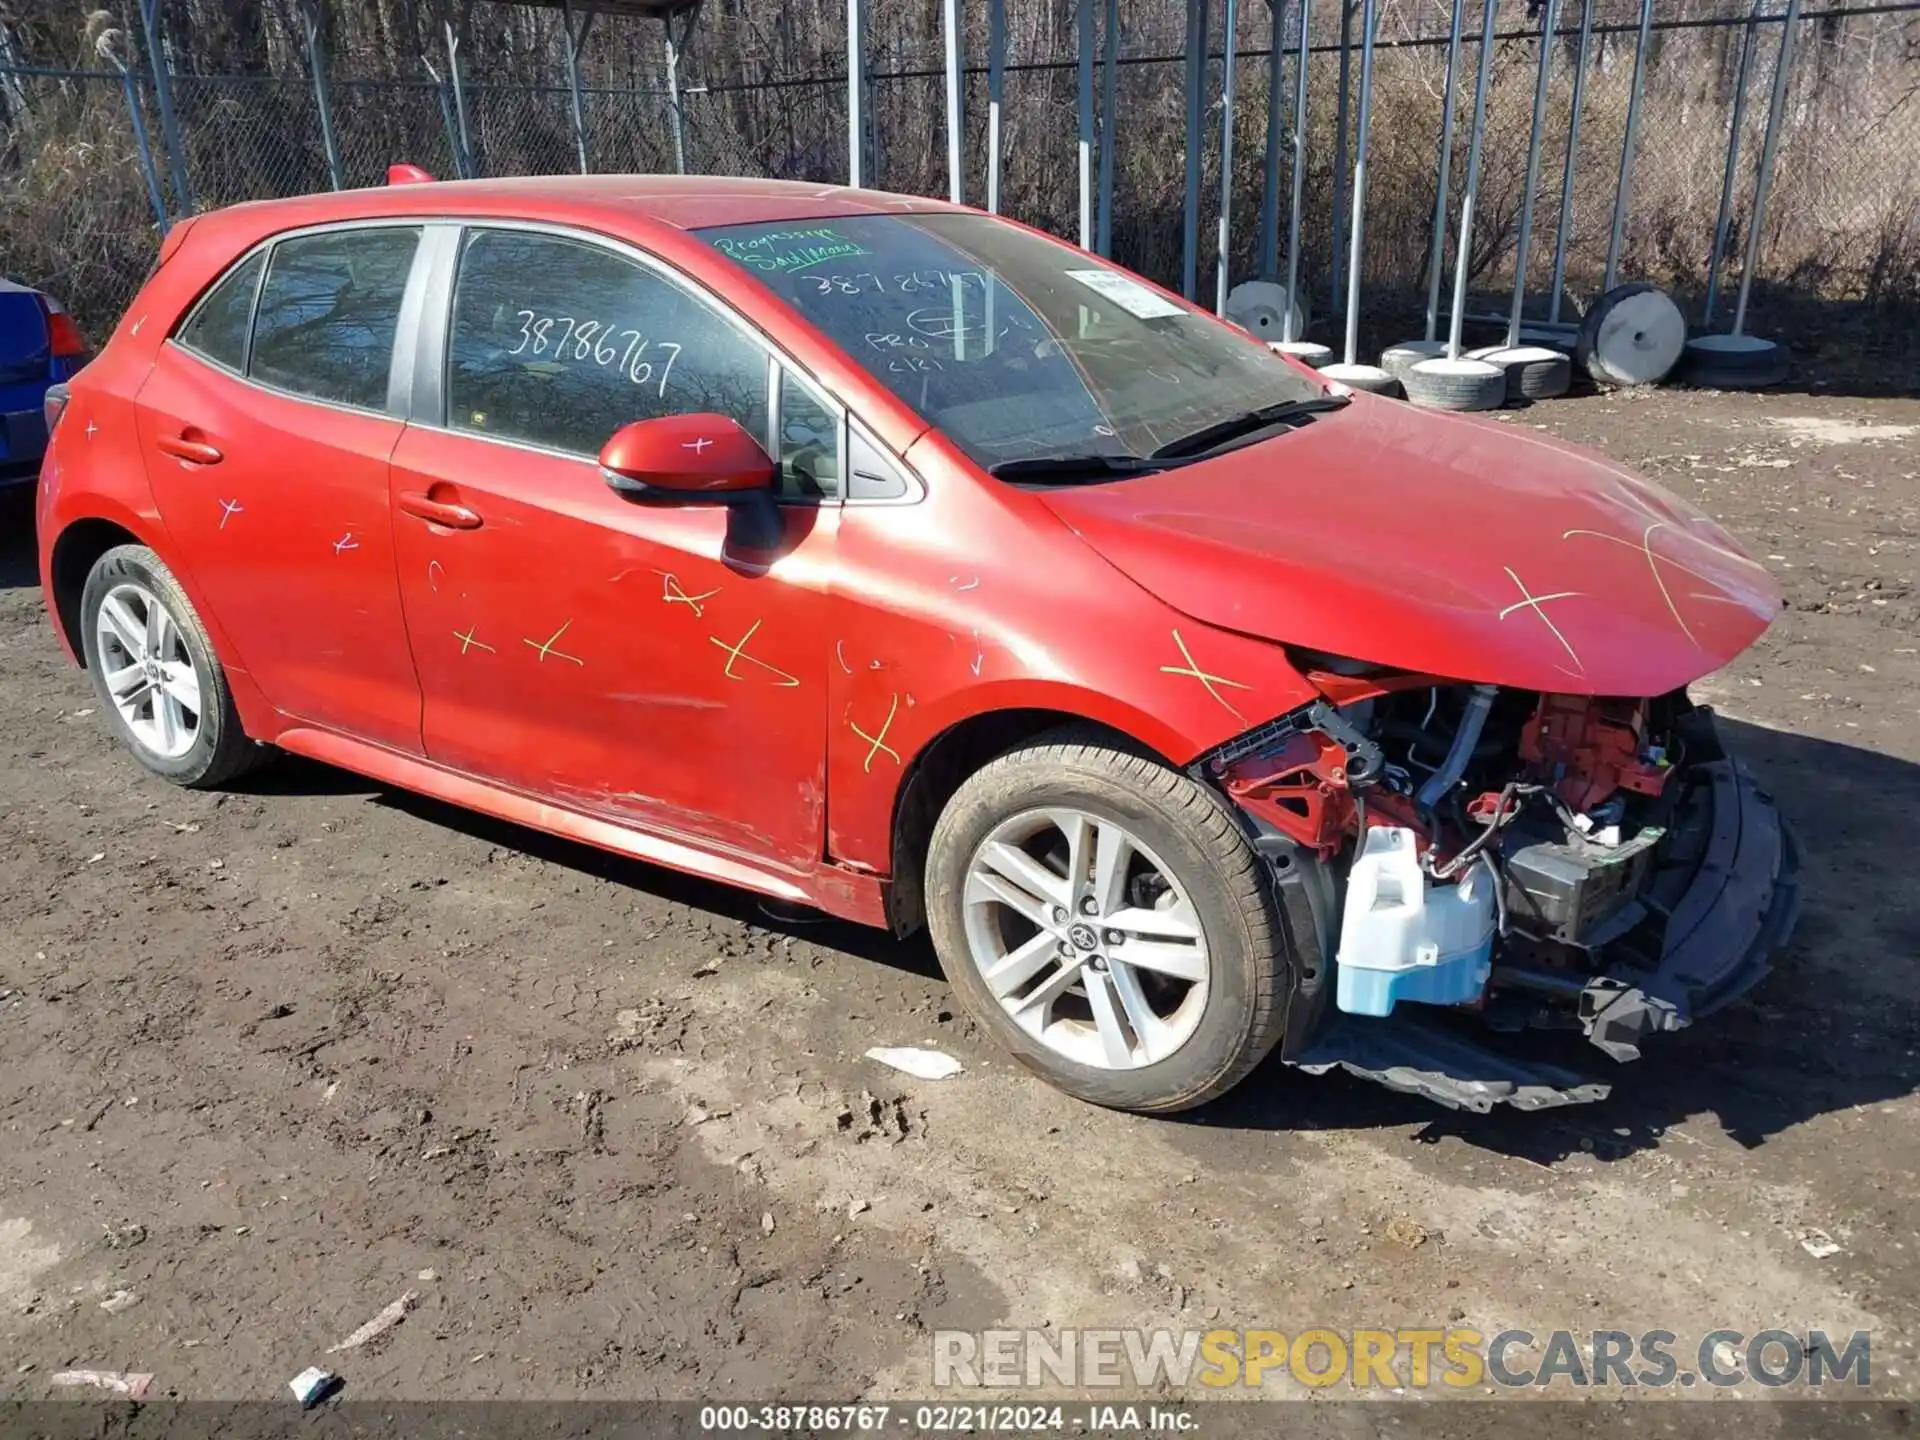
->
[1204,680,1801,1112]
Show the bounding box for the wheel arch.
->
[46,505,277,741]
[49,515,147,667]
[883,703,1180,938]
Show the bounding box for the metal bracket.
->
[1210,700,1385,788]
[1578,978,1685,1062]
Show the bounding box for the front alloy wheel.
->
[964,808,1210,1069]
[926,726,1292,1112]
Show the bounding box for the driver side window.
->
[445,228,769,460]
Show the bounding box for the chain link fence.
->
[0,66,171,330]
[3,2,1917,345]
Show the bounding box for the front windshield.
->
[696,212,1324,472]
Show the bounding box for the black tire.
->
[1509,351,1574,401]
[1319,362,1403,398]
[924,726,1290,1113]
[1403,357,1507,411]
[1678,335,1790,390]
[1380,340,1447,384]
[79,544,267,789]
[1468,344,1574,402]
[1575,281,1686,388]
[1271,340,1333,369]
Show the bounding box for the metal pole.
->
[1733,0,1802,335]
[108,56,170,231]
[1704,0,1762,326]
[1182,0,1207,300]
[425,56,462,176]
[445,21,474,178]
[1603,0,1655,292]
[1097,0,1119,255]
[135,0,194,215]
[662,15,687,175]
[1281,0,1312,342]
[1078,0,1095,247]
[1216,0,1240,315]
[561,0,595,175]
[1447,0,1500,360]
[1330,0,1354,314]
[943,0,963,203]
[1422,0,1466,340]
[1505,0,1559,347]
[1259,0,1287,277]
[0,26,27,113]
[1547,0,1595,323]
[300,1,345,190]
[1339,0,1377,364]
[987,0,1005,212]
[847,0,865,186]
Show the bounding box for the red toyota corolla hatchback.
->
[38,175,1797,1115]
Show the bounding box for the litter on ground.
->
[326,1289,419,1353]
[864,1046,963,1081]
[50,1369,153,1398]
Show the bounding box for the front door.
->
[138,225,426,752]
[388,225,845,874]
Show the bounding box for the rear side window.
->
[175,250,264,372]
[248,228,421,410]
[445,228,769,458]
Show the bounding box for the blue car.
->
[1,278,89,489]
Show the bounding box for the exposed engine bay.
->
[1206,680,1800,1112]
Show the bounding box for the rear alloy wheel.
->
[94,580,201,761]
[80,544,265,788]
[926,729,1289,1112]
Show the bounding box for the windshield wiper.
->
[1148,394,1351,461]
[987,453,1169,482]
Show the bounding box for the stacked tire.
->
[1468,344,1573,402]
[1402,356,1507,411]
[1677,333,1789,390]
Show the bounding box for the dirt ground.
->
[0,380,1917,1412]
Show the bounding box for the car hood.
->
[1040,395,1781,697]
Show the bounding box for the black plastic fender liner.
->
[1253,830,1339,1064]
[1572,756,1801,1061]
[1644,758,1799,1012]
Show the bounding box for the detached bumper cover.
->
[1285,748,1799,1113]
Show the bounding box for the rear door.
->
[137,223,431,752]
